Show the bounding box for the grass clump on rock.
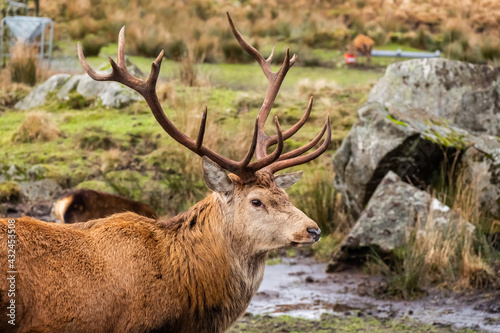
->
[0,181,21,203]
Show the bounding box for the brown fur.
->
[54,189,157,223]
[350,34,375,63]
[0,171,318,332]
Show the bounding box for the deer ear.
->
[202,156,234,194]
[275,171,303,189]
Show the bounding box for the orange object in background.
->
[344,53,356,64]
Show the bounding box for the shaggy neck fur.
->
[156,191,267,332]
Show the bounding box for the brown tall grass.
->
[11,111,60,143]
[9,43,39,86]
[175,47,210,87]
[369,164,499,299]
[39,0,500,64]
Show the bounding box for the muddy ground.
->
[235,258,500,333]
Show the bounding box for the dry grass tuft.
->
[11,111,60,143]
[369,165,499,299]
[100,149,125,173]
[175,48,211,87]
[9,43,39,86]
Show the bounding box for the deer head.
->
[77,13,331,254]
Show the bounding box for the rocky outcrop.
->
[333,101,500,220]
[57,74,84,101]
[328,172,474,272]
[461,139,500,219]
[331,58,500,269]
[368,58,500,136]
[343,171,472,252]
[16,61,143,109]
[98,82,142,108]
[15,74,71,110]
[1,179,63,222]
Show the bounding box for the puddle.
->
[247,259,500,333]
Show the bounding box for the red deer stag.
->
[0,13,330,333]
[54,189,158,223]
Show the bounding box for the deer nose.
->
[307,228,321,242]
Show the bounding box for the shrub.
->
[11,111,59,143]
[165,39,187,61]
[175,47,210,87]
[221,40,252,63]
[480,40,500,61]
[81,34,107,57]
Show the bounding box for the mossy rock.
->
[0,181,21,203]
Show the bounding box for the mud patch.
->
[246,259,500,333]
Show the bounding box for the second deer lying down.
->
[0,14,331,333]
[54,189,157,223]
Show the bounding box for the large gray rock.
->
[368,58,500,136]
[333,102,500,219]
[327,171,474,272]
[98,82,142,108]
[15,74,71,109]
[461,138,500,218]
[57,74,84,101]
[76,74,108,99]
[18,179,62,203]
[342,171,473,252]
[74,73,141,108]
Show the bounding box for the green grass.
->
[229,313,479,333]
[83,52,382,92]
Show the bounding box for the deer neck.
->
[157,194,267,329]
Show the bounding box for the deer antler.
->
[227,13,331,173]
[78,14,329,180]
[78,27,283,180]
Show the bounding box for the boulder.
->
[57,74,84,101]
[343,171,472,251]
[461,137,500,218]
[75,73,141,107]
[327,171,474,272]
[368,58,500,136]
[98,82,142,108]
[76,74,108,99]
[15,74,71,110]
[18,179,62,203]
[333,101,500,219]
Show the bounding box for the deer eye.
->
[251,199,262,207]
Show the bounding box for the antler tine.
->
[277,114,328,161]
[227,12,273,79]
[227,12,297,161]
[248,117,284,171]
[117,26,126,67]
[268,114,331,174]
[196,106,208,151]
[78,26,153,95]
[267,96,313,148]
[239,117,260,168]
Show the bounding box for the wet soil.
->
[244,258,500,333]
